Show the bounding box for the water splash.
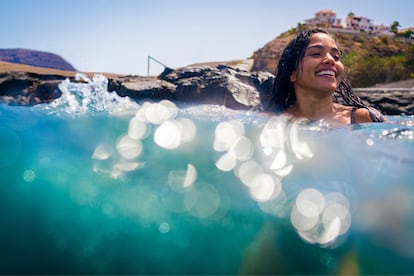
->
[41,73,139,115]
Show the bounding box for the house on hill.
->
[346,14,393,35]
[399,27,414,38]
[304,10,393,35]
[346,15,373,31]
[400,27,414,33]
[374,24,391,33]
[304,9,342,28]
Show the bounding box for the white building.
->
[399,27,414,33]
[304,10,394,35]
[346,15,374,32]
[374,24,390,33]
[399,27,414,38]
[304,10,342,28]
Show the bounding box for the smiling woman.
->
[268,28,387,125]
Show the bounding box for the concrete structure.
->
[305,10,393,35]
[374,24,391,33]
[345,15,374,32]
[304,9,342,28]
[400,27,414,33]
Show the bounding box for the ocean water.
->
[1,74,413,274]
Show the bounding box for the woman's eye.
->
[309,52,321,57]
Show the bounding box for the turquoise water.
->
[1,75,414,274]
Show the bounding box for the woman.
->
[269,28,386,124]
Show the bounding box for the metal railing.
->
[147,56,171,76]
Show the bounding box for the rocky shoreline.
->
[0,65,413,115]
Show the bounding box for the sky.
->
[1,0,413,76]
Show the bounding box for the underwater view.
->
[1,74,414,274]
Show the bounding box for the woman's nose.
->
[322,54,335,64]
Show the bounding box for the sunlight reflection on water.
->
[1,74,414,274]
[30,75,414,247]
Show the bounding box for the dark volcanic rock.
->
[0,49,76,71]
[0,65,413,115]
[353,88,414,115]
[108,76,177,102]
[108,65,274,111]
[158,65,274,110]
[0,72,64,105]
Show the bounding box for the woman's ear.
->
[290,71,297,82]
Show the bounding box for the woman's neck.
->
[289,93,336,120]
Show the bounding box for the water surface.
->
[0,75,413,274]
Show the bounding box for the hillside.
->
[0,60,76,77]
[0,48,76,71]
[251,27,414,87]
[0,60,124,79]
[1,27,414,89]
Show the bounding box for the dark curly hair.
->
[269,28,386,122]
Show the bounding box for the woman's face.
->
[290,32,345,95]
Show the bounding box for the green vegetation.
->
[342,52,407,87]
[406,44,414,78]
[334,31,413,87]
[390,21,401,34]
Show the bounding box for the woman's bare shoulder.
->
[335,104,372,123]
[355,108,374,123]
